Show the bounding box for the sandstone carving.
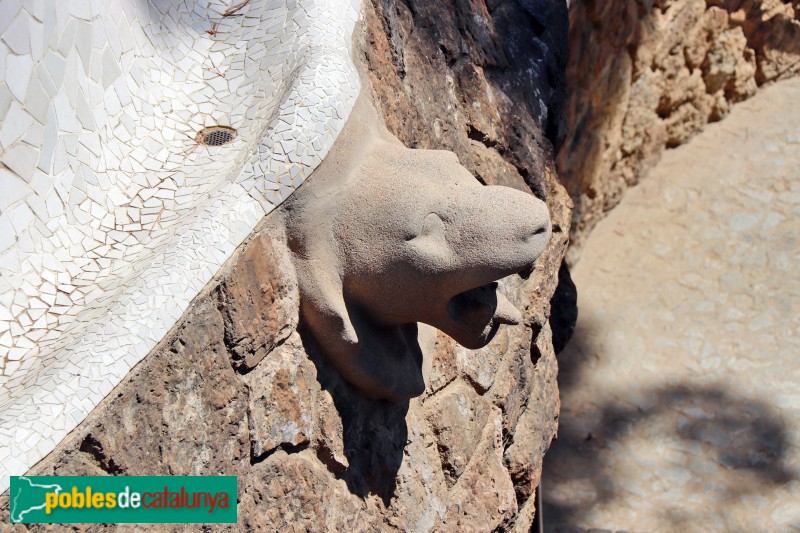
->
[284,96,552,402]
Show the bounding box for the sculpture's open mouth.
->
[445,282,523,348]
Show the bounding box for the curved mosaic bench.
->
[0,0,361,492]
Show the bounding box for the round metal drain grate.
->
[196,126,237,146]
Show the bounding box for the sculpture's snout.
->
[419,185,552,350]
[488,186,552,257]
[451,186,552,290]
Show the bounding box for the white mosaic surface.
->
[0,0,362,492]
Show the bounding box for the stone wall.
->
[561,0,800,261]
[1,0,573,530]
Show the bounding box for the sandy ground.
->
[542,77,800,532]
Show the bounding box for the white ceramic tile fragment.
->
[5,53,33,102]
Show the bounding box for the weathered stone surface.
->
[424,381,493,487]
[238,451,382,532]
[385,407,449,532]
[561,0,800,262]
[61,298,250,479]
[426,331,459,395]
[454,323,510,393]
[312,387,349,473]
[218,229,298,371]
[486,326,536,437]
[440,406,517,532]
[1,1,571,530]
[245,332,315,458]
[504,323,560,502]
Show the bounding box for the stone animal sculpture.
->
[285,96,551,402]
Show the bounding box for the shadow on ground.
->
[540,317,798,532]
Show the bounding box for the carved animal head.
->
[285,97,551,402]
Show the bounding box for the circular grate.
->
[196,126,237,146]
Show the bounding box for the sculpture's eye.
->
[407,212,449,257]
[407,212,445,240]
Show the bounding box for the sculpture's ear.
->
[408,212,449,260]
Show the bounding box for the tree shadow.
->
[297,324,408,506]
[541,316,798,531]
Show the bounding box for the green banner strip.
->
[9,476,237,524]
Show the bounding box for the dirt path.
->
[543,77,800,532]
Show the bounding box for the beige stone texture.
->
[544,77,800,532]
[561,0,800,262]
